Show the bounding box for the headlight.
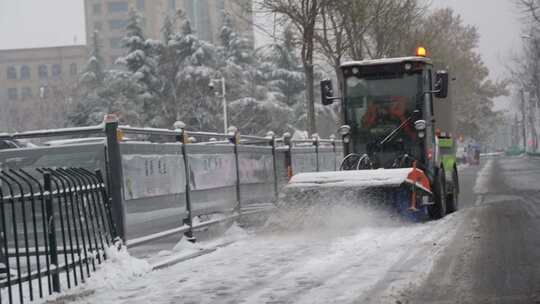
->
[414,120,426,131]
[338,125,351,136]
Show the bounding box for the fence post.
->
[229,126,242,214]
[103,114,126,243]
[175,121,196,243]
[0,196,9,302]
[330,134,337,171]
[283,132,293,180]
[267,131,278,199]
[44,173,61,293]
[313,133,320,172]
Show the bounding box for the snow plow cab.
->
[281,49,458,220]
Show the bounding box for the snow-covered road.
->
[45,204,465,304]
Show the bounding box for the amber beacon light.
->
[416,46,427,57]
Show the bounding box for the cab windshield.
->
[345,72,422,156]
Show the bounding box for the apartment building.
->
[0,45,87,131]
[84,0,254,66]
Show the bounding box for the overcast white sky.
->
[0,0,85,48]
[0,0,522,82]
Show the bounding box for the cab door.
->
[423,68,436,172]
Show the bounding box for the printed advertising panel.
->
[188,153,237,190]
[122,154,185,200]
[318,151,337,171]
[291,147,317,173]
[239,152,274,184]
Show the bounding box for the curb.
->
[150,241,236,271]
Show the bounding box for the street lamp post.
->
[521,89,527,150]
[210,76,227,133]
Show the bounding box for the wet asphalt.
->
[403,156,540,304]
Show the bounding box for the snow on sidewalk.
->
[58,208,463,304]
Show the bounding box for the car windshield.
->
[345,72,421,154]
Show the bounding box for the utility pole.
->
[521,89,527,150]
[209,76,228,133]
[221,76,227,134]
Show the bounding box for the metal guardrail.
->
[117,125,343,246]
[0,115,344,303]
[0,168,115,304]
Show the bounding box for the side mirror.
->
[434,70,449,98]
[320,79,335,105]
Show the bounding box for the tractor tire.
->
[428,168,447,219]
[446,167,459,213]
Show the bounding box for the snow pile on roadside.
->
[21,245,152,304]
[473,159,494,194]
[172,237,202,254]
[172,222,249,253]
[95,245,152,288]
[222,222,249,241]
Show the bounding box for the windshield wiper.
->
[378,110,420,147]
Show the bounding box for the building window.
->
[110,37,123,49]
[137,0,145,10]
[109,19,128,30]
[6,66,17,80]
[20,66,30,79]
[94,21,103,31]
[217,0,225,11]
[168,0,176,10]
[93,3,101,14]
[52,64,62,77]
[70,63,78,76]
[38,65,48,78]
[7,88,17,101]
[21,87,32,99]
[108,2,129,13]
[39,86,50,99]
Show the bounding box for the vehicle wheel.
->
[428,168,446,219]
[446,167,459,213]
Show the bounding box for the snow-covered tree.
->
[257,26,305,107]
[116,9,162,124]
[68,31,107,126]
[68,31,143,126]
[218,14,256,101]
[229,26,304,135]
[158,18,221,130]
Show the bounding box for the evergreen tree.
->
[229,26,305,135]
[68,31,143,126]
[68,31,107,126]
[116,9,162,124]
[161,18,221,130]
[218,14,255,101]
[257,25,305,107]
